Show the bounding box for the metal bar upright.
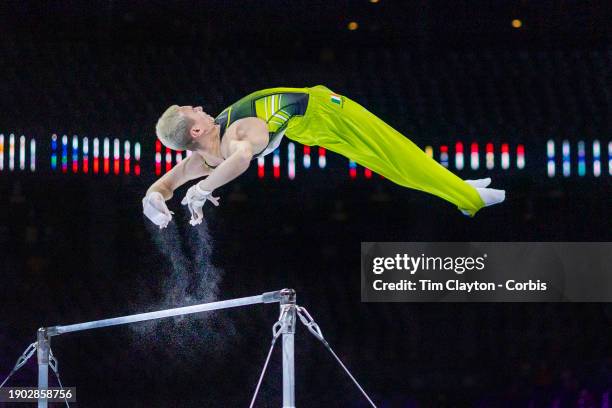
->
[37,328,49,408]
[280,289,296,408]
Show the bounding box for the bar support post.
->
[280,289,296,408]
[37,328,49,408]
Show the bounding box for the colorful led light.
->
[72,135,79,173]
[424,145,433,158]
[546,139,555,178]
[124,140,131,175]
[562,140,570,177]
[440,145,449,168]
[288,142,295,180]
[134,142,141,176]
[9,133,15,171]
[113,138,120,175]
[83,137,89,173]
[364,167,372,178]
[50,134,57,171]
[155,140,162,176]
[349,160,357,179]
[455,142,464,170]
[592,140,600,177]
[29,139,36,172]
[470,142,479,170]
[516,144,525,169]
[19,135,25,170]
[501,143,510,170]
[103,137,110,174]
[93,138,100,174]
[175,150,183,163]
[577,141,585,177]
[273,149,280,179]
[257,156,265,179]
[303,146,311,169]
[486,142,494,170]
[0,134,4,171]
[165,147,172,173]
[61,135,68,173]
[318,147,326,168]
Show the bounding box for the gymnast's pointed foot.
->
[460,182,506,216]
[476,187,506,207]
[464,177,491,188]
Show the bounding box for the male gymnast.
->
[143,85,505,228]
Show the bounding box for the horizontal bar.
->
[47,290,283,337]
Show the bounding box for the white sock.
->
[464,177,491,188]
[476,187,506,207]
[460,179,504,216]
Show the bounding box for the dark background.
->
[1,1,611,407]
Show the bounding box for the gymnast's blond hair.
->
[155,105,196,151]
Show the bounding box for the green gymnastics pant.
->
[285,85,485,216]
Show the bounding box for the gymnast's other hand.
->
[142,191,174,229]
[181,182,220,226]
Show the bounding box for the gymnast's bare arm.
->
[146,153,212,200]
[194,117,269,192]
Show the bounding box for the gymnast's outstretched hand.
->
[142,191,174,229]
[181,182,220,226]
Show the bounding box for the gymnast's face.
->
[178,105,217,145]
